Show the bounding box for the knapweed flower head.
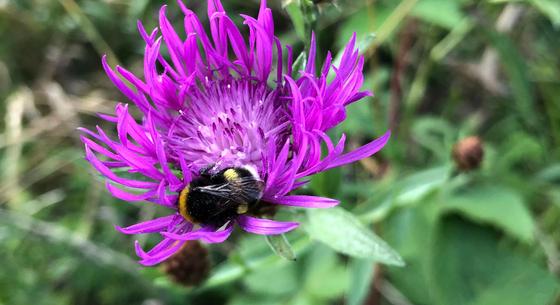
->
[80,0,390,266]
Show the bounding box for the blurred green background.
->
[1,0,560,304]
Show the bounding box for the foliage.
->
[1,0,559,304]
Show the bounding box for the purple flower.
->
[80,0,390,266]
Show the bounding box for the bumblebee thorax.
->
[176,166,264,227]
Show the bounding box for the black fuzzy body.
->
[179,167,263,227]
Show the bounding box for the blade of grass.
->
[58,0,120,66]
[365,0,419,55]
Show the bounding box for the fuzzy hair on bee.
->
[177,166,264,228]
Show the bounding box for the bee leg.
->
[237,202,249,215]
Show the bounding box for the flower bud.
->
[452,136,484,171]
[163,241,210,287]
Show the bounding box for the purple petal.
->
[305,32,317,74]
[80,135,119,160]
[77,1,387,266]
[161,222,234,243]
[134,221,194,265]
[115,214,178,235]
[146,113,182,188]
[135,239,185,266]
[101,56,137,105]
[84,145,157,189]
[265,139,290,190]
[237,215,298,235]
[105,182,157,202]
[345,90,373,105]
[266,195,339,208]
[286,45,294,76]
[159,5,187,78]
[325,130,391,171]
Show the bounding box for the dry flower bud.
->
[452,136,484,171]
[163,241,210,287]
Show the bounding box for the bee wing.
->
[195,183,233,198]
[195,184,243,219]
[195,177,264,204]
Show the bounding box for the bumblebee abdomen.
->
[176,166,264,227]
[178,186,194,223]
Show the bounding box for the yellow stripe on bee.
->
[223,169,239,181]
[178,186,195,223]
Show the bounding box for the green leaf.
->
[411,0,464,29]
[487,31,537,128]
[126,0,150,20]
[430,217,559,305]
[265,234,296,261]
[383,203,438,304]
[337,7,388,50]
[358,167,449,223]
[304,245,349,300]
[494,131,544,172]
[395,166,450,204]
[338,96,376,136]
[243,262,299,296]
[536,163,560,183]
[347,258,376,305]
[203,234,311,289]
[283,0,306,41]
[411,116,456,161]
[203,263,245,289]
[530,0,560,27]
[304,207,404,265]
[291,51,307,76]
[430,18,474,62]
[228,295,281,305]
[442,185,535,242]
[310,167,341,198]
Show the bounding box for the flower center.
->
[166,80,289,174]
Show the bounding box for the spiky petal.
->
[80,0,390,265]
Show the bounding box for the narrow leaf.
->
[265,234,297,261]
[291,51,307,76]
[347,258,376,305]
[283,0,306,41]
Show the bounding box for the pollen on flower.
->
[166,80,289,173]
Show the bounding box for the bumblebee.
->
[177,166,264,227]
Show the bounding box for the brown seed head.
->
[163,240,210,287]
[452,136,484,171]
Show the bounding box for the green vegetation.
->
[1,0,559,304]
